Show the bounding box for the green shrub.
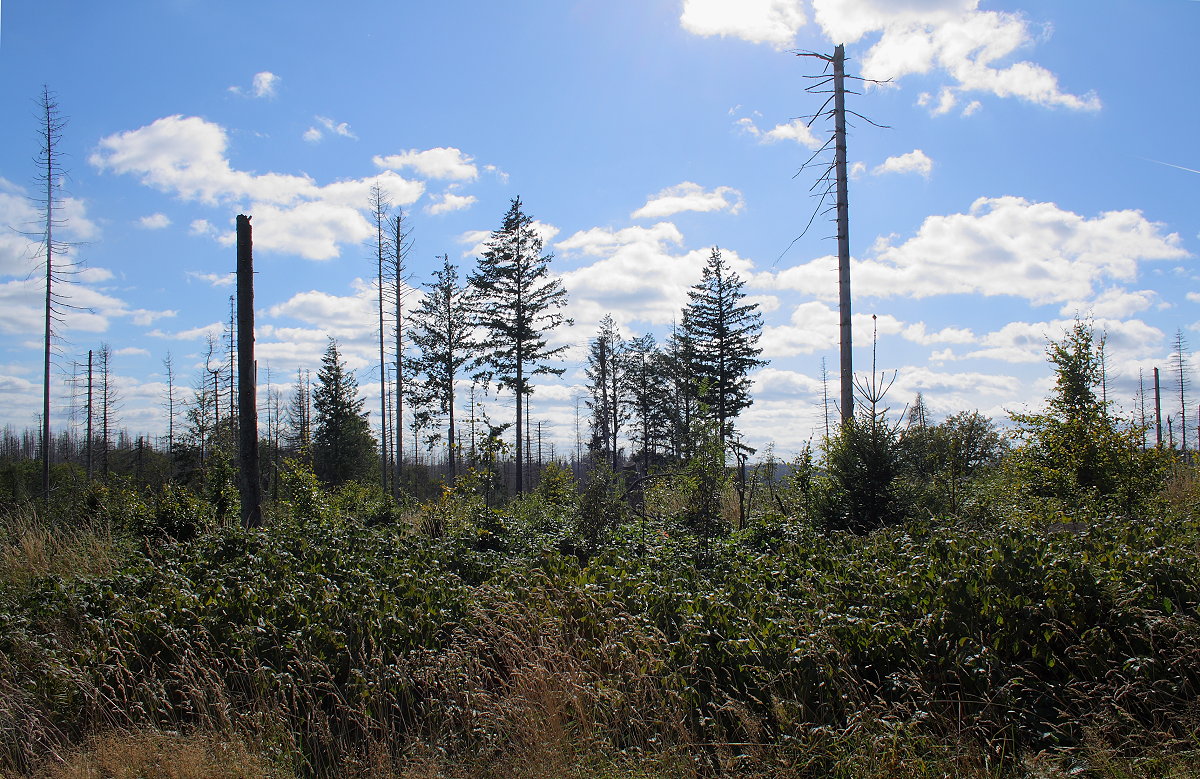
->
[139,483,209,541]
[819,411,907,533]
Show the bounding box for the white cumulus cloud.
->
[138,213,171,229]
[873,149,933,177]
[631,182,744,219]
[686,0,1100,111]
[90,115,424,260]
[768,197,1187,307]
[373,147,478,181]
[680,0,807,48]
[457,220,560,258]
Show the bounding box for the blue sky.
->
[1,0,1197,459]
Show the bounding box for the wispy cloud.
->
[303,115,357,143]
[228,71,280,98]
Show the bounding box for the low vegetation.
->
[2,326,1199,778]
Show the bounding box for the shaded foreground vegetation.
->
[2,453,1200,778]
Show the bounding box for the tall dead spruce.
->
[32,87,76,505]
[369,185,391,493]
[793,46,888,425]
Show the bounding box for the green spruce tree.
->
[621,332,671,473]
[1010,320,1167,513]
[584,314,626,470]
[681,247,766,451]
[468,197,570,493]
[312,338,376,485]
[410,255,479,480]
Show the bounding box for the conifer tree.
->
[284,368,312,459]
[1010,319,1166,512]
[622,332,670,472]
[680,247,766,450]
[585,314,626,470]
[410,255,479,479]
[663,325,701,460]
[312,338,376,485]
[468,197,570,493]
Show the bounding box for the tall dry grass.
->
[23,729,276,779]
[0,506,125,587]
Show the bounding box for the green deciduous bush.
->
[574,462,626,552]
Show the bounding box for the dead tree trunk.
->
[833,44,854,424]
[236,215,263,528]
[86,349,93,480]
[1154,367,1163,447]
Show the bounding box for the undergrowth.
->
[2,467,1199,777]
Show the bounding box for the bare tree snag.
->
[236,215,262,528]
[832,44,854,423]
[1154,367,1163,447]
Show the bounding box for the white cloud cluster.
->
[736,116,824,149]
[680,0,807,48]
[253,72,279,97]
[942,317,1165,366]
[90,115,424,260]
[189,219,215,237]
[0,178,150,339]
[373,147,478,181]
[760,302,972,359]
[0,275,173,337]
[682,0,1099,111]
[256,276,421,376]
[631,182,744,219]
[0,178,98,276]
[834,1,1101,112]
[770,197,1187,306]
[556,222,684,257]
[555,223,757,333]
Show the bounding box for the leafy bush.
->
[137,483,210,541]
[574,462,626,552]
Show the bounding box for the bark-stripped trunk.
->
[833,44,854,423]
